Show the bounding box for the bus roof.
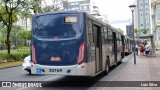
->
[33,11,124,35]
[33,11,84,16]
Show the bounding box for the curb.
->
[0,64,22,70]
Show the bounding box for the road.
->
[0,54,137,90]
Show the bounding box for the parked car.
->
[22,55,31,74]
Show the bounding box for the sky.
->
[95,0,134,34]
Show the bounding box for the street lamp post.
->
[129,4,136,64]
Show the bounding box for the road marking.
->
[16,87,28,90]
[43,75,64,81]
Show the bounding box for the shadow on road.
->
[42,61,126,88]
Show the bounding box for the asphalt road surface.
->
[0,54,142,90]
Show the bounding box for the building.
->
[151,0,160,46]
[126,25,133,38]
[64,0,109,24]
[16,16,32,30]
[135,0,151,35]
[94,15,109,24]
[65,0,100,15]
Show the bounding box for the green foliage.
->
[18,30,31,40]
[18,29,31,46]
[0,25,31,49]
[143,29,148,34]
[0,6,18,23]
[0,49,30,62]
[17,46,30,50]
[0,0,62,54]
[30,0,42,13]
[0,0,26,54]
[134,28,138,35]
[0,52,29,62]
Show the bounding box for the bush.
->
[17,46,30,50]
[17,46,30,52]
[0,50,30,62]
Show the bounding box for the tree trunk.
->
[6,13,13,54]
[25,18,27,30]
[6,27,11,54]
[25,18,28,46]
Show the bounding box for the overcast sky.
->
[96,0,134,34]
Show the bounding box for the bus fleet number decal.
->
[49,69,62,72]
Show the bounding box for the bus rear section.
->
[31,12,88,76]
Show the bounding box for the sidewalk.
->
[102,51,160,90]
[105,50,160,81]
[127,51,160,81]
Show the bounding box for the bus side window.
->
[101,27,105,44]
[117,33,120,44]
[104,27,107,44]
[119,34,122,45]
[108,29,112,44]
[93,25,98,47]
[88,20,94,45]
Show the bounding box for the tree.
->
[143,29,148,34]
[18,29,31,46]
[29,0,62,14]
[0,25,6,49]
[134,28,138,36]
[10,25,22,48]
[19,8,31,30]
[0,0,25,54]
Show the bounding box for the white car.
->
[22,55,31,74]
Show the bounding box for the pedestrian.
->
[145,43,150,56]
[139,43,144,55]
[135,44,139,55]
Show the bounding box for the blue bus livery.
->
[31,11,132,76]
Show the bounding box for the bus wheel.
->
[104,58,110,75]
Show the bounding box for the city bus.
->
[124,36,133,56]
[31,11,124,76]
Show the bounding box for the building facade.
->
[126,25,133,38]
[135,0,151,35]
[64,0,109,24]
[151,0,160,46]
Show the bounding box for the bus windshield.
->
[34,14,80,38]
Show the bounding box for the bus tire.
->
[104,57,110,75]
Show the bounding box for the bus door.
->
[93,25,102,73]
[113,32,117,63]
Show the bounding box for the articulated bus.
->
[31,11,124,76]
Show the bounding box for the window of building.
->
[141,24,143,26]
